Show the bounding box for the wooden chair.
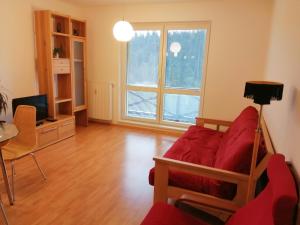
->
[142,154,298,225]
[2,105,46,201]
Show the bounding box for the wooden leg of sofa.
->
[233,179,249,206]
[248,179,257,200]
[153,161,169,203]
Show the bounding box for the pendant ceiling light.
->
[170,42,182,57]
[113,20,134,42]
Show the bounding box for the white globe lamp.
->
[113,20,134,42]
[170,42,182,57]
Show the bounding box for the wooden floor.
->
[0,123,180,225]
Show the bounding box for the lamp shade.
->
[113,20,134,42]
[244,81,284,105]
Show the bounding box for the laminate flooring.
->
[0,123,180,225]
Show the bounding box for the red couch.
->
[149,106,266,199]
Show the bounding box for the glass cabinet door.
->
[73,40,86,108]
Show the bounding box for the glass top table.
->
[0,123,18,205]
[0,123,18,142]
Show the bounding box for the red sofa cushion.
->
[140,202,207,225]
[149,126,223,194]
[164,125,223,166]
[213,107,266,198]
[214,106,259,173]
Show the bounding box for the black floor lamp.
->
[243,81,284,201]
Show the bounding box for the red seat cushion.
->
[140,202,208,225]
[149,126,223,195]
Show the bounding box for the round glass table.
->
[0,123,18,205]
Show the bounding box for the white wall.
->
[264,0,300,172]
[83,0,273,123]
[0,0,83,121]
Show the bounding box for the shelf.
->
[74,105,87,112]
[71,19,86,37]
[52,32,69,37]
[56,114,74,120]
[51,12,70,18]
[72,35,86,40]
[56,101,73,115]
[53,73,71,76]
[52,14,70,34]
[52,57,70,61]
[55,97,72,104]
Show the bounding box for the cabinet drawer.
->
[53,59,70,74]
[38,125,59,147]
[53,58,70,66]
[59,119,75,139]
[53,65,70,74]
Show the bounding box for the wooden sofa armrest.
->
[196,117,232,131]
[153,157,249,210]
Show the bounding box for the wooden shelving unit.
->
[35,11,88,127]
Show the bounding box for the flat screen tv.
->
[12,94,48,123]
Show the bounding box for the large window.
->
[122,22,210,126]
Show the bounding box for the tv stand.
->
[35,115,75,150]
[46,118,57,122]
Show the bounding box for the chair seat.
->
[141,202,208,225]
[2,141,35,160]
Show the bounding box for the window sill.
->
[116,119,187,135]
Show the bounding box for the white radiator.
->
[88,82,113,121]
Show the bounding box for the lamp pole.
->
[247,104,263,202]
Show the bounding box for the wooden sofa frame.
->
[153,116,274,215]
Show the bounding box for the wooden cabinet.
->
[35,11,88,128]
[36,116,75,149]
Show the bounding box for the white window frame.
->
[120,21,211,128]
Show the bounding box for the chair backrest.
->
[13,105,37,147]
[226,154,298,225]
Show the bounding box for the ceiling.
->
[63,0,197,6]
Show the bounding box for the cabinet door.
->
[72,39,87,110]
[59,118,75,139]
